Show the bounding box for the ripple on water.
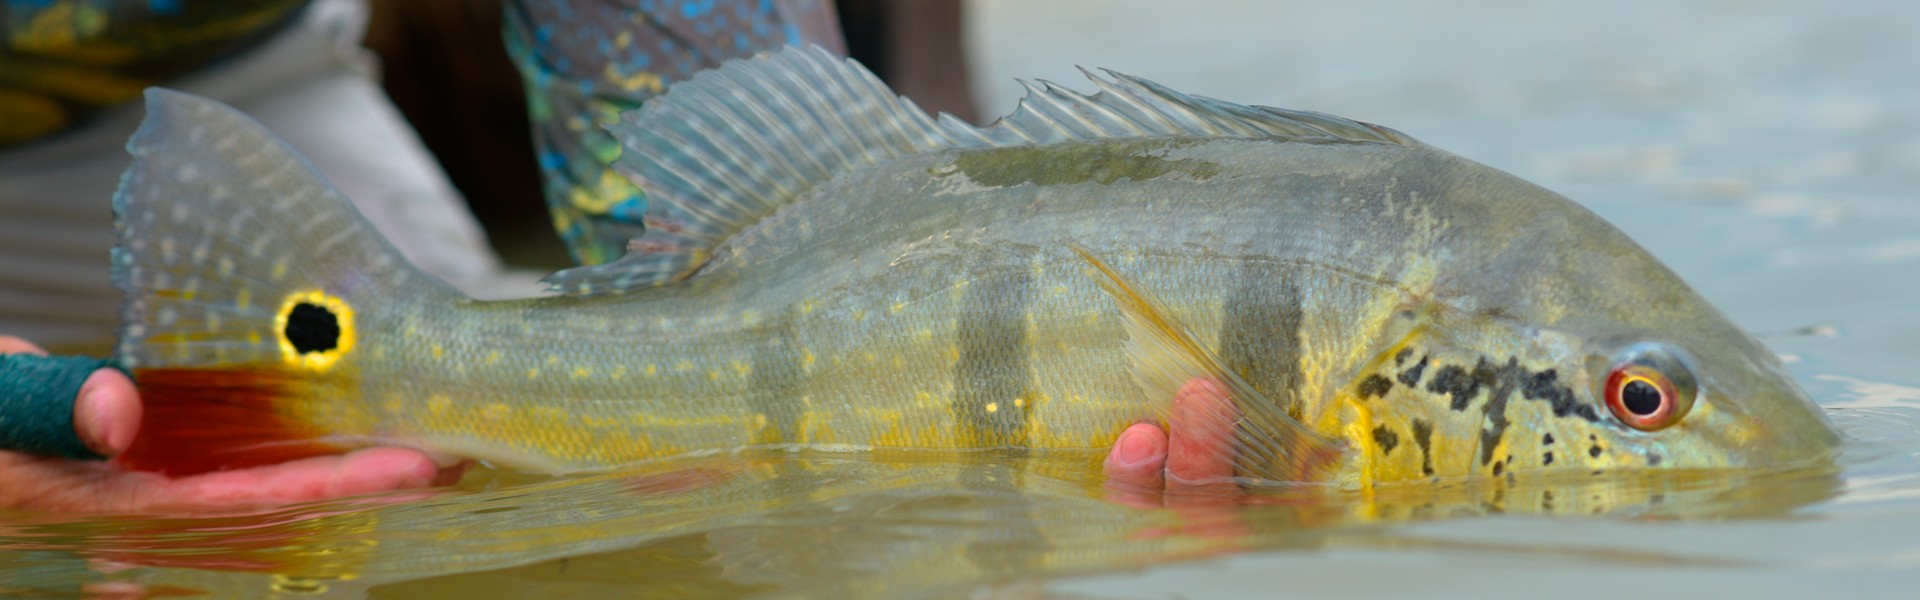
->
[1828,405,1920,508]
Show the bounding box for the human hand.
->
[0,335,462,513]
[1102,377,1246,507]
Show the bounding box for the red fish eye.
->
[1605,365,1683,430]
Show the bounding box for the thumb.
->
[75,369,141,456]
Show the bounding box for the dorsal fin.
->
[543,45,1416,296]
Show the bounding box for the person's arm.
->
[0,335,462,513]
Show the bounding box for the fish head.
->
[1354,164,1840,481]
[1444,179,1838,478]
[1518,192,1840,474]
[1361,279,1839,482]
[1554,312,1841,472]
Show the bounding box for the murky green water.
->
[5,1,1919,598]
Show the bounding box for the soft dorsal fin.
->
[543,46,1416,296]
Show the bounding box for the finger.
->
[139,447,442,511]
[1160,379,1254,540]
[73,369,140,456]
[0,336,48,355]
[1102,422,1168,487]
[1102,422,1170,509]
[1165,378,1240,486]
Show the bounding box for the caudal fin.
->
[110,89,458,475]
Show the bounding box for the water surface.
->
[5,1,1920,598]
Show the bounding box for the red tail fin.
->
[117,368,345,476]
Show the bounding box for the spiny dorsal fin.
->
[1071,245,1350,483]
[543,46,1416,296]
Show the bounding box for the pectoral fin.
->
[1071,246,1348,483]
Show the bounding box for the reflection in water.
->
[0,447,1845,598]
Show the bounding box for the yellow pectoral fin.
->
[1070,245,1350,482]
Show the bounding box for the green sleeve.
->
[0,354,121,460]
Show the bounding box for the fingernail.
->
[1116,428,1155,466]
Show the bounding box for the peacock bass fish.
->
[109,47,1838,489]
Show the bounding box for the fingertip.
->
[1103,422,1169,486]
[1176,377,1226,404]
[1103,423,1170,507]
[1174,377,1236,423]
[1112,423,1167,468]
[1170,381,1236,448]
[75,369,140,456]
[1167,377,1240,483]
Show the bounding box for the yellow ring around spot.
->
[273,290,356,371]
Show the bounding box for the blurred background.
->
[358,0,975,268]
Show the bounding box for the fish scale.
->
[108,47,1837,487]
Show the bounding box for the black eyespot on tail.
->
[285,303,341,354]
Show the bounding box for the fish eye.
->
[1602,344,1698,431]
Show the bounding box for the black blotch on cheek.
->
[1589,444,1604,459]
[1521,368,1600,423]
[1647,453,1663,466]
[1427,365,1481,411]
[1371,424,1400,455]
[1543,451,1555,465]
[1411,418,1435,476]
[1397,355,1429,387]
[285,302,341,354]
[1357,374,1393,399]
[1541,433,1554,446]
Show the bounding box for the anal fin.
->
[1071,246,1349,483]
